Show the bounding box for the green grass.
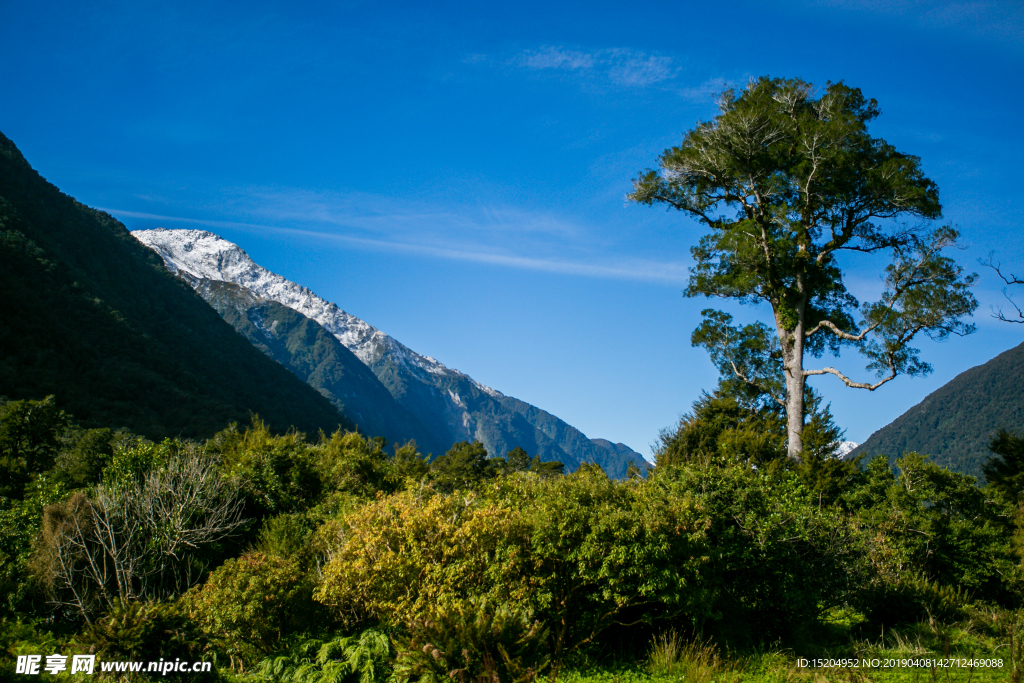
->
[554,610,1023,683]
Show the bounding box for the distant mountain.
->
[0,132,354,439]
[133,228,646,476]
[191,277,449,454]
[590,438,648,465]
[851,342,1024,478]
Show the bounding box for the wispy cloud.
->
[512,46,679,87]
[606,52,675,86]
[520,46,596,71]
[103,204,691,285]
[804,0,1024,49]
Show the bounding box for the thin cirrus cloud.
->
[802,0,1024,49]
[513,46,680,86]
[234,188,585,241]
[102,207,692,285]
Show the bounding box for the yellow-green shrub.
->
[182,552,319,666]
[314,490,532,627]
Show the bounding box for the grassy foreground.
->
[549,613,1022,683]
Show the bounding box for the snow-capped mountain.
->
[132,228,645,476]
[134,228,455,385]
[835,441,859,459]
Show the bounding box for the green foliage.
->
[254,513,321,569]
[315,489,533,628]
[0,396,68,498]
[252,629,393,683]
[656,463,863,643]
[655,388,786,469]
[985,429,1024,504]
[72,600,200,663]
[0,473,68,617]
[211,419,322,517]
[56,427,115,488]
[630,77,977,459]
[527,454,565,478]
[183,552,321,665]
[0,617,63,667]
[503,467,710,656]
[654,382,845,473]
[393,597,549,683]
[505,446,531,472]
[429,441,498,492]
[316,430,404,498]
[849,453,1021,620]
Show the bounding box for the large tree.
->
[630,77,977,460]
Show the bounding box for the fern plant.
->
[252,629,392,683]
[392,597,549,683]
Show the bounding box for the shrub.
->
[315,489,532,628]
[71,600,200,664]
[182,552,321,667]
[211,419,322,518]
[657,462,865,644]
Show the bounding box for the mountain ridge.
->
[133,228,646,475]
[0,131,354,439]
[851,341,1024,478]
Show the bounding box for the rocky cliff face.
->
[133,228,646,476]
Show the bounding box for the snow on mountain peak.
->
[835,441,859,458]
[131,228,497,393]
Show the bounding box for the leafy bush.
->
[71,600,200,663]
[211,419,322,518]
[315,489,532,628]
[393,597,549,683]
[656,461,865,643]
[316,431,406,498]
[502,466,710,657]
[850,453,1022,617]
[182,552,321,667]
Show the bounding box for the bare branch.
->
[803,365,897,390]
[980,255,1024,323]
[805,318,880,342]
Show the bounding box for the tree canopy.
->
[630,76,977,459]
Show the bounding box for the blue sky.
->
[3,0,1022,457]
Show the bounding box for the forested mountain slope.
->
[193,277,449,454]
[0,132,354,439]
[134,228,647,475]
[851,341,1024,478]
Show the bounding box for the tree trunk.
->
[778,322,806,462]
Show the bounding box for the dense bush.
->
[71,600,201,665]
[4,402,1024,680]
[655,462,865,643]
[315,488,533,627]
[183,552,321,667]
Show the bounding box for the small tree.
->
[36,444,245,617]
[631,76,977,459]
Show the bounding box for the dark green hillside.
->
[852,341,1024,478]
[193,278,449,454]
[0,131,353,439]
